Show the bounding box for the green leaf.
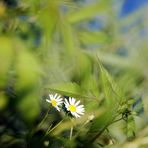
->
[14,42,40,124]
[67,0,110,23]
[16,90,40,124]
[79,31,109,45]
[49,82,81,94]
[59,18,76,55]
[97,58,122,105]
[84,59,120,142]
[15,47,40,94]
[48,82,82,98]
[47,82,98,100]
[127,115,136,141]
[38,1,59,44]
[86,50,131,69]
[0,91,8,111]
[72,52,92,81]
[0,37,13,89]
[80,74,99,98]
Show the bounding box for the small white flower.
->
[46,93,63,111]
[64,97,85,118]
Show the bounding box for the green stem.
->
[111,117,123,124]
[90,123,110,143]
[46,119,64,135]
[73,119,91,139]
[41,119,65,141]
[89,114,117,144]
[70,126,73,140]
[29,108,50,137]
[37,108,50,129]
[106,128,115,144]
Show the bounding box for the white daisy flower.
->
[64,97,85,118]
[46,93,63,111]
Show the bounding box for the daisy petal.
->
[69,97,72,104]
[54,93,58,99]
[75,100,80,106]
[71,98,75,104]
[46,99,50,103]
[56,95,61,100]
[64,97,85,118]
[49,94,53,99]
[46,93,63,112]
[64,99,69,105]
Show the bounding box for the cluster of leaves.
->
[0,0,147,148]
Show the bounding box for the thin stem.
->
[70,126,73,140]
[89,114,117,144]
[73,118,91,139]
[106,128,115,144]
[90,124,109,143]
[29,108,50,137]
[47,119,64,135]
[111,117,123,124]
[45,124,53,136]
[41,118,65,141]
[37,108,50,130]
[90,116,124,144]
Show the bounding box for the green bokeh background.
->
[0,0,147,147]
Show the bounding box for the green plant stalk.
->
[106,128,115,144]
[73,117,93,139]
[29,108,50,138]
[70,126,73,140]
[90,122,112,143]
[89,111,121,144]
[46,118,65,135]
[37,108,50,130]
[41,119,65,141]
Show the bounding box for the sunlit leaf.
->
[127,115,136,141]
[84,59,120,143]
[0,37,13,89]
[14,41,40,124]
[0,91,8,110]
[67,0,110,23]
[97,58,122,105]
[15,46,40,94]
[79,31,109,45]
[16,90,40,124]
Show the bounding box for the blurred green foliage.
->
[0,0,147,147]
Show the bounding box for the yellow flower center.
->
[69,105,76,112]
[51,100,57,107]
